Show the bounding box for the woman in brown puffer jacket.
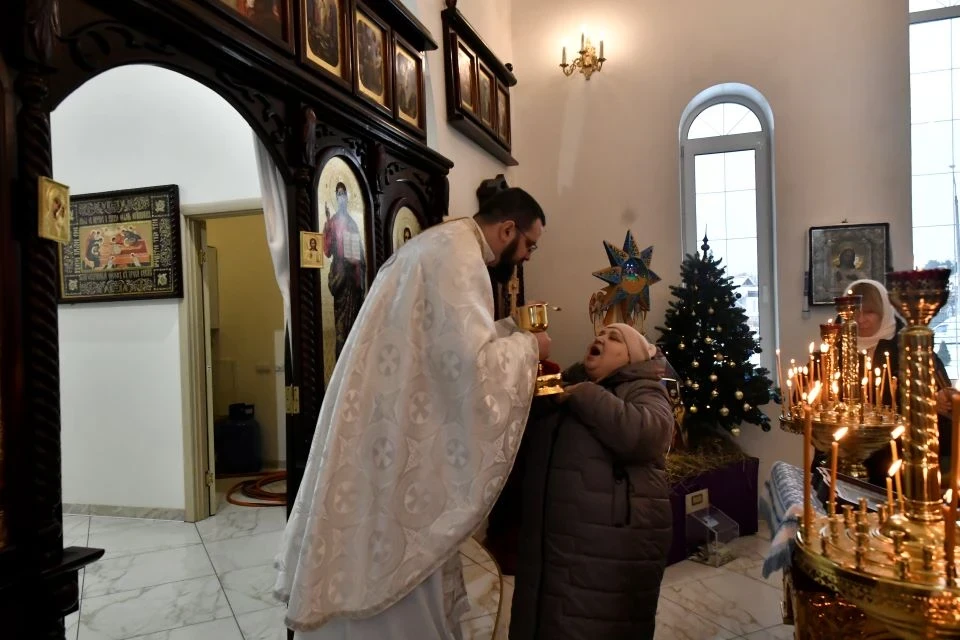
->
[509,323,675,640]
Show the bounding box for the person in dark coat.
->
[510,323,675,640]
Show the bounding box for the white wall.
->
[54,65,260,510]
[509,0,912,480]
[403,0,515,216]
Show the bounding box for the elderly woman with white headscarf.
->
[842,279,956,484]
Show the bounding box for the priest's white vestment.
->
[274,217,539,638]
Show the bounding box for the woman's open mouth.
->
[589,344,602,357]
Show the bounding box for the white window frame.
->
[679,85,778,372]
[911,6,960,24]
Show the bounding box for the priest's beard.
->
[489,237,521,284]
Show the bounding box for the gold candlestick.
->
[887,268,950,523]
[948,386,960,578]
[820,322,841,401]
[835,296,862,404]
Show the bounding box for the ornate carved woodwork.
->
[442,0,517,166]
[0,0,452,634]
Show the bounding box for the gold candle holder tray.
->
[535,373,565,396]
[796,511,960,640]
[780,403,906,478]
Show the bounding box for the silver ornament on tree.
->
[735,390,744,399]
[720,406,730,416]
[709,374,718,382]
[731,427,741,437]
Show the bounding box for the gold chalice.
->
[513,302,560,333]
[513,303,565,396]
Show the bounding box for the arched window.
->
[679,84,777,369]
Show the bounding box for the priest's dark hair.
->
[474,187,546,231]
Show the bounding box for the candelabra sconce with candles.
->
[791,268,960,640]
[560,31,606,80]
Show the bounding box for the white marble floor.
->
[63,505,790,640]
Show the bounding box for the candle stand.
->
[789,268,960,639]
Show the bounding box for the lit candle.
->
[776,349,784,408]
[786,379,794,411]
[874,378,881,411]
[887,476,895,511]
[861,377,868,407]
[829,427,848,516]
[803,383,822,540]
[562,46,567,65]
[876,367,884,409]
[820,343,829,386]
[891,459,905,513]
[890,426,904,463]
[581,31,585,51]
[891,376,898,414]
[599,38,604,59]
[809,342,815,381]
[865,356,872,404]
[948,382,960,576]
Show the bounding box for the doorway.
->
[53,64,287,523]
[184,210,287,518]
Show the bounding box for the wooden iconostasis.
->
[0,0,453,636]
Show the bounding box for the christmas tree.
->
[656,236,776,442]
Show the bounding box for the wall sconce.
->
[560,30,605,80]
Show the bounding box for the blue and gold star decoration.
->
[592,230,661,324]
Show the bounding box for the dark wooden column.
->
[286,105,321,513]
[0,2,103,636]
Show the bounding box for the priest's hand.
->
[536,331,552,360]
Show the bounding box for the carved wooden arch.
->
[45,14,293,180]
[381,182,430,260]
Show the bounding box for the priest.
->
[274,187,551,639]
